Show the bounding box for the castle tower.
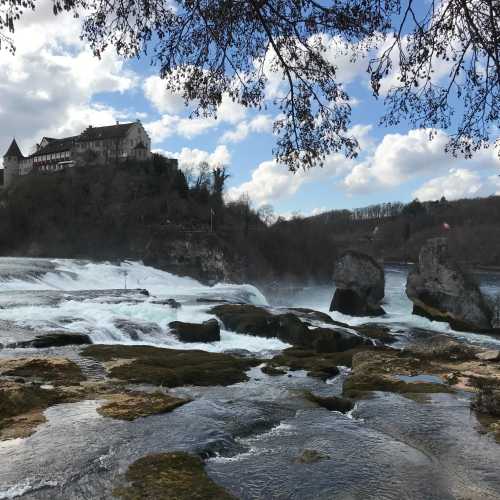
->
[3,139,23,188]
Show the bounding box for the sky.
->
[0,2,499,217]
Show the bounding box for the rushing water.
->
[0,258,500,499]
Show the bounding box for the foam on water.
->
[0,258,285,352]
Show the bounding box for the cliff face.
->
[140,234,246,285]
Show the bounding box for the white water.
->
[0,258,287,352]
[0,258,499,352]
[277,264,500,349]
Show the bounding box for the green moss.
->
[82,345,257,387]
[98,391,190,421]
[1,357,85,385]
[342,350,453,398]
[0,380,68,439]
[113,452,235,499]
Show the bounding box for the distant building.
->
[2,121,153,187]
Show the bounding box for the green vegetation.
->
[81,345,258,387]
[98,392,190,421]
[113,452,235,499]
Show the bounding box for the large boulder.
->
[330,251,385,316]
[406,238,492,332]
[168,319,221,343]
[209,304,368,351]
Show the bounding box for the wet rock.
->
[354,324,397,344]
[305,391,354,413]
[98,391,190,421]
[295,449,330,464]
[209,304,311,346]
[476,350,500,362]
[283,308,336,325]
[81,344,258,387]
[0,380,63,440]
[330,251,385,316]
[210,303,368,352]
[261,365,287,376]
[0,357,85,385]
[153,298,182,308]
[406,334,476,361]
[311,327,371,353]
[114,319,162,340]
[113,452,235,499]
[268,347,364,380]
[168,319,221,343]
[8,331,92,349]
[471,388,500,418]
[343,350,453,398]
[406,238,493,332]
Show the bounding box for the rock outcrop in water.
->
[329,251,385,316]
[168,319,221,343]
[406,238,493,332]
[209,304,371,352]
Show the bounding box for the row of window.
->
[34,151,71,162]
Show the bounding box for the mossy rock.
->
[0,357,85,385]
[354,324,397,344]
[269,346,373,381]
[82,345,257,387]
[261,365,287,376]
[342,350,453,398]
[114,452,235,499]
[0,380,68,440]
[98,391,191,421]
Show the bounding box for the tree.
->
[258,204,276,226]
[2,1,498,169]
[212,165,230,200]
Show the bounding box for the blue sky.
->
[1,1,498,216]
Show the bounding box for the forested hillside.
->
[1,157,499,284]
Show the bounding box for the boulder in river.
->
[330,251,385,316]
[168,319,221,343]
[209,304,369,351]
[7,331,91,349]
[406,238,493,332]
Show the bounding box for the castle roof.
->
[79,122,135,142]
[4,139,24,159]
[33,136,78,157]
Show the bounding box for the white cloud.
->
[220,115,274,143]
[143,76,185,114]
[413,168,484,201]
[342,129,500,193]
[227,151,354,206]
[158,145,231,172]
[0,1,137,164]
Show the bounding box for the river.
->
[0,258,499,499]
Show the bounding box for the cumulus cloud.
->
[0,1,137,164]
[220,115,274,143]
[413,169,499,201]
[342,129,500,193]
[143,76,185,114]
[227,152,354,206]
[157,145,231,172]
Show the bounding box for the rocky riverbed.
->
[0,258,500,499]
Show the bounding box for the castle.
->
[2,121,153,187]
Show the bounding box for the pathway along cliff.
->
[0,258,500,499]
